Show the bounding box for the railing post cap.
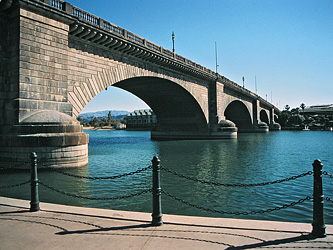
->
[313,159,323,168]
[30,152,37,158]
[152,156,160,164]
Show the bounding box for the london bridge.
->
[0,0,282,167]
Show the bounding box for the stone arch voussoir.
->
[68,64,209,123]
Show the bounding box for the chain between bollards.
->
[151,156,163,226]
[30,152,40,212]
[311,159,326,238]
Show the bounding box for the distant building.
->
[116,123,126,130]
[303,104,333,115]
[125,109,157,129]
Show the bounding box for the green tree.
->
[101,117,108,126]
[107,111,113,125]
[286,115,305,126]
[91,117,99,128]
[276,111,290,127]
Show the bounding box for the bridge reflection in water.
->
[1,130,332,229]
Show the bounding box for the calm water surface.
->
[1,130,332,224]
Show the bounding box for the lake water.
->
[1,130,332,224]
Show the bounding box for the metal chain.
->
[323,171,333,178]
[0,180,30,188]
[38,180,151,200]
[0,160,31,170]
[40,163,152,180]
[162,189,311,216]
[325,197,333,203]
[160,165,312,187]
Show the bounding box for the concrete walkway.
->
[0,196,332,250]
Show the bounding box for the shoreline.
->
[83,126,152,131]
[83,126,115,131]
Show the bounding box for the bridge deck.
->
[1,196,332,249]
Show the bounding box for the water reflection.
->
[154,132,332,223]
[0,130,332,224]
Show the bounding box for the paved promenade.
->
[0,196,332,249]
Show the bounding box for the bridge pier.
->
[253,122,269,133]
[0,111,89,168]
[269,108,281,131]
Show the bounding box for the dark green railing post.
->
[311,159,326,237]
[30,152,40,212]
[151,156,163,226]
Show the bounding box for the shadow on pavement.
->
[226,234,323,249]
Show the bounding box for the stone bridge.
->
[0,0,280,167]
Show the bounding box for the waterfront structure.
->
[125,109,157,129]
[116,123,126,130]
[303,104,333,115]
[0,0,280,167]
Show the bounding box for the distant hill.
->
[78,110,129,122]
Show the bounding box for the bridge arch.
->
[78,76,209,133]
[113,77,209,132]
[260,110,269,125]
[224,100,252,132]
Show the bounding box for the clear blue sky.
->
[73,0,333,113]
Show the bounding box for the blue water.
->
[1,130,332,224]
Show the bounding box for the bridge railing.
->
[1,153,331,237]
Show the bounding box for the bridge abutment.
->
[0,2,89,168]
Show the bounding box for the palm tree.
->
[284,104,290,111]
[300,103,306,115]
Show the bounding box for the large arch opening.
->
[224,100,252,132]
[80,86,150,114]
[260,110,269,125]
[113,77,208,133]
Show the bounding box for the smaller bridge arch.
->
[260,109,269,125]
[224,100,253,132]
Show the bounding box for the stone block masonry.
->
[18,9,72,120]
[0,5,88,168]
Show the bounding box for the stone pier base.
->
[0,111,89,168]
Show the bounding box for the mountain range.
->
[78,110,129,122]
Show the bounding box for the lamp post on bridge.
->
[172,31,175,53]
[242,76,245,87]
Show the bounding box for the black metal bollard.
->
[30,152,40,212]
[151,156,163,226]
[311,159,326,237]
